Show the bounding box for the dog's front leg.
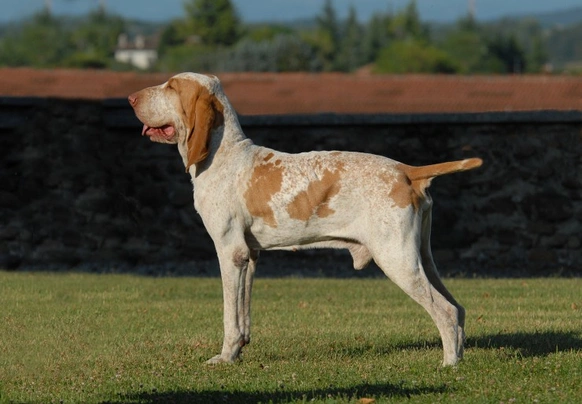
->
[241,249,259,346]
[206,246,253,364]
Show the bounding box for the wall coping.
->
[1,96,581,129]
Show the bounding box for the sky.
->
[1,0,582,24]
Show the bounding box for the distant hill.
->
[511,6,582,28]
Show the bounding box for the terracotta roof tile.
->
[1,67,581,114]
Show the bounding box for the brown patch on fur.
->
[386,158,482,212]
[287,163,344,221]
[169,77,224,170]
[244,161,284,227]
[380,171,423,212]
[263,152,274,162]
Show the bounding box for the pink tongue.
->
[142,124,175,139]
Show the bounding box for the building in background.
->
[114,34,158,70]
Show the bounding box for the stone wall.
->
[1,98,580,277]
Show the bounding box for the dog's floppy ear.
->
[174,78,224,170]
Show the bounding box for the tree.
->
[66,8,125,68]
[390,0,429,41]
[308,0,340,71]
[336,6,364,72]
[363,13,392,64]
[520,20,547,73]
[441,15,487,73]
[317,0,340,46]
[0,9,72,67]
[486,33,527,73]
[527,34,548,73]
[183,0,242,46]
[403,0,426,40]
[158,19,187,57]
[158,0,242,71]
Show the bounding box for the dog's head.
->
[128,73,224,169]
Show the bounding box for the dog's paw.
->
[442,356,462,367]
[205,354,234,365]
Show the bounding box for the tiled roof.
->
[1,67,581,114]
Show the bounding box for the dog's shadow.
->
[245,330,582,363]
[101,331,580,404]
[338,330,582,359]
[465,330,582,358]
[101,382,449,404]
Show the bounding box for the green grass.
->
[0,273,581,403]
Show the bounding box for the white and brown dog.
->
[128,72,482,366]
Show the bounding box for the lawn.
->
[0,273,580,403]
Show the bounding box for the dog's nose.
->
[128,93,138,106]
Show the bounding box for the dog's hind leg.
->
[371,226,463,366]
[419,207,465,360]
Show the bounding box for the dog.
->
[128,72,482,366]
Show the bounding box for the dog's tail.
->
[404,158,483,182]
[400,157,482,199]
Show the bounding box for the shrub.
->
[374,39,458,74]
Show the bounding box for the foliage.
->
[485,33,527,73]
[218,35,320,72]
[307,0,341,71]
[0,10,72,67]
[183,0,242,46]
[0,7,123,69]
[390,0,429,42]
[518,19,548,73]
[335,6,365,72]
[375,39,458,74]
[363,13,393,64]
[0,0,580,73]
[157,19,189,57]
[440,17,489,74]
[156,0,243,71]
[1,273,581,403]
[157,33,320,73]
[64,8,125,68]
[244,24,295,42]
[546,21,582,71]
[155,43,220,73]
